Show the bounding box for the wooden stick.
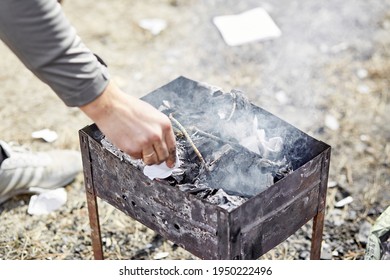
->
[190,126,243,151]
[169,114,209,171]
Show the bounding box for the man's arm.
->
[0,0,176,166]
[0,0,108,106]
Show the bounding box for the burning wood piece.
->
[207,144,233,168]
[169,114,209,171]
[189,126,241,151]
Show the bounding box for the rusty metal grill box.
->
[79,76,331,259]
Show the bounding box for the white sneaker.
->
[0,140,82,205]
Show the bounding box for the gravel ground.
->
[0,0,389,260]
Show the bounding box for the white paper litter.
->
[325,114,339,131]
[334,196,354,208]
[27,188,67,215]
[357,84,370,94]
[153,252,169,260]
[275,90,289,105]
[356,68,368,79]
[31,128,58,143]
[213,7,281,46]
[143,155,181,180]
[327,181,338,188]
[138,18,167,35]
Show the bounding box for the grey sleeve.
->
[0,0,110,107]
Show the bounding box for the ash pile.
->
[103,78,294,210]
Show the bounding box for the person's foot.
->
[0,140,82,205]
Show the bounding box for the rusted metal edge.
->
[310,146,331,260]
[80,129,94,195]
[217,209,232,259]
[318,147,331,211]
[79,128,104,260]
[216,210,246,260]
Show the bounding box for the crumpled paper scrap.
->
[138,18,167,35]
[240,116,283,158]
[143,155,181,180]
[31,128,58,143]
[27,188,67,215]
[213,7,281,46]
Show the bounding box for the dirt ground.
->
[0,0,389,260]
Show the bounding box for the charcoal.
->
[206,189,247,210]
[177,183,246,211]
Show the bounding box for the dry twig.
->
[169,114,209,171]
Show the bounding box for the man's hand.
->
[80,80,176,167]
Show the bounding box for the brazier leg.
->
[310,209,325,259]
[311,147,330,260]
[86,190,104,260]
[80,131,104,260]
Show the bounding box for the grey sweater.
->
[0,0,110,107]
